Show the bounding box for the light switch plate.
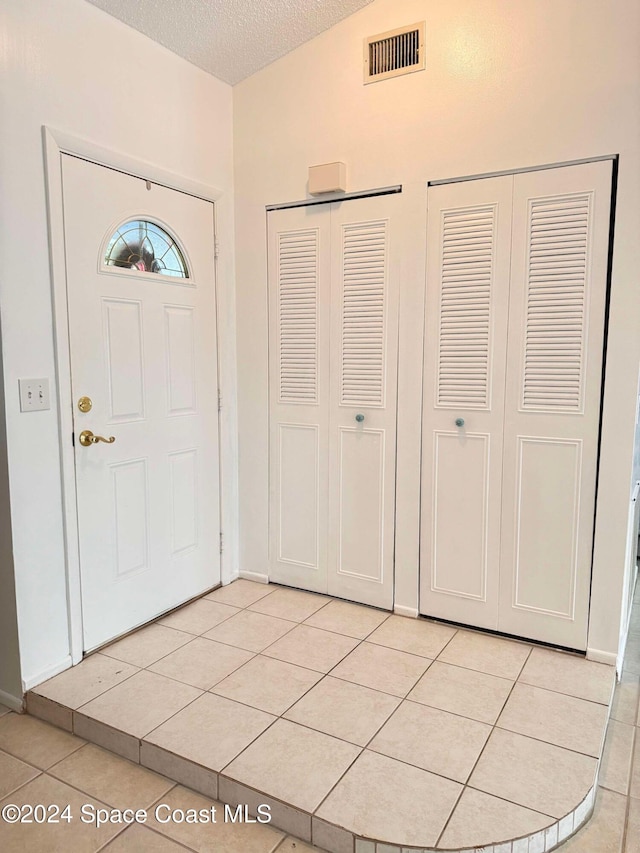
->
[19,378,50,412]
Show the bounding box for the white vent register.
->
[364,22,426,83]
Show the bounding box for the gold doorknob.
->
[79,430,116,447]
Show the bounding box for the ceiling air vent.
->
[364,22,425,84]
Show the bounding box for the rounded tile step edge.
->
[353,782,597,853]
[24,693,598,853]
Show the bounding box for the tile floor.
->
[2,579,634,850]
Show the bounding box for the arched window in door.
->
[104,219,189,278]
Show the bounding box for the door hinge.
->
[219,532,224,554]
[72,431,75,447]
[214,237,220,259]
[217,389,222,412]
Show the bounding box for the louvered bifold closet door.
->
[419,176,514,629]
[268,205,331,592]
[498,161,612,649]
[327,194,402,609]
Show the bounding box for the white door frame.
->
[43,126,238,665]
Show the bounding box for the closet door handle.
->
[455,418,465,427]
[355,414,365,423]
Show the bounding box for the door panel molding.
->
[431,430,490,602]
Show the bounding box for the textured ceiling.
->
[87,0,376,85]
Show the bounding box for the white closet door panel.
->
[268,206,330,593]
[338,427,385,583]
[328,194,401,609]
[420,176,513,629]
[432,431,490,600]
[277,423,319,568]
[499,161,612,648]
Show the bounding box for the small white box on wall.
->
[308,162,347,195]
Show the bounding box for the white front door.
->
[268,194,401,609]
[62,154,221,651]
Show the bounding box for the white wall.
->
[0,326,22,708]
[234,0,640,658]
[0,0,236,695]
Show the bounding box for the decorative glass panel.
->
[104,220,189,278]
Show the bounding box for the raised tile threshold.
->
[25,582,617,853]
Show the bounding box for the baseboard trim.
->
[586,648,617,666]
[239,571,269,585]
[394,604,419,618]
[0,688,24,712]
[23,655,72,692]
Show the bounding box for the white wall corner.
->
[0,688,24,713]
[22,655,72,693]
[394,604,419,618]
[586,648,618,667]
[239,570,269,585]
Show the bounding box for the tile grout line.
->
[433,643,536,849]
[22,580,625,852]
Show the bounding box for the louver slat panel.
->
[341,220,387,406]
[437,206,496,408]
[278,229,318,404]
[522,195,591,411]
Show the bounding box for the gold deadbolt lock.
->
[77,396,93,413]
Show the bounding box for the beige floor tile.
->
[599,719,636,795]
[145,693,275,771]
[330,641,431,697]
[223,719,360,813]
[0,714,84,770]
[497,683,608,756]
[0,774,121,852]
[277,839,321,853]
[518,646,615,705]
[303,600,389,639]
[218,776,311,841]
[408,660,513,724]
[141,742,217,800]
[370,700,491,782]
[73,713,140,763]
[284,676,400,746]
[26,692,73,731]
[249,586,331,622]
[146,785,285,852]
[103,825,189,851]
[262,625,359,673]
[469,728,597,818]
[631,731,640,798]
[610,674,640,725]
[0,750,40,798]
[78,670,201,738]
[149,637,254,689]
[101,624,193,668]
[553,787,626,852]
[31,653,138,709]
[438,630,531,680]
[316,750,461,847]
[49,743,173,809]
[203,610,297,652]
[159,599,239,635]
[366,614,456,658]
[627,796,640,853]
[205,579,274,608]
[438,787,552,848]
[211,655,322,715]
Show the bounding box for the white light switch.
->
[19,378,50,412]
